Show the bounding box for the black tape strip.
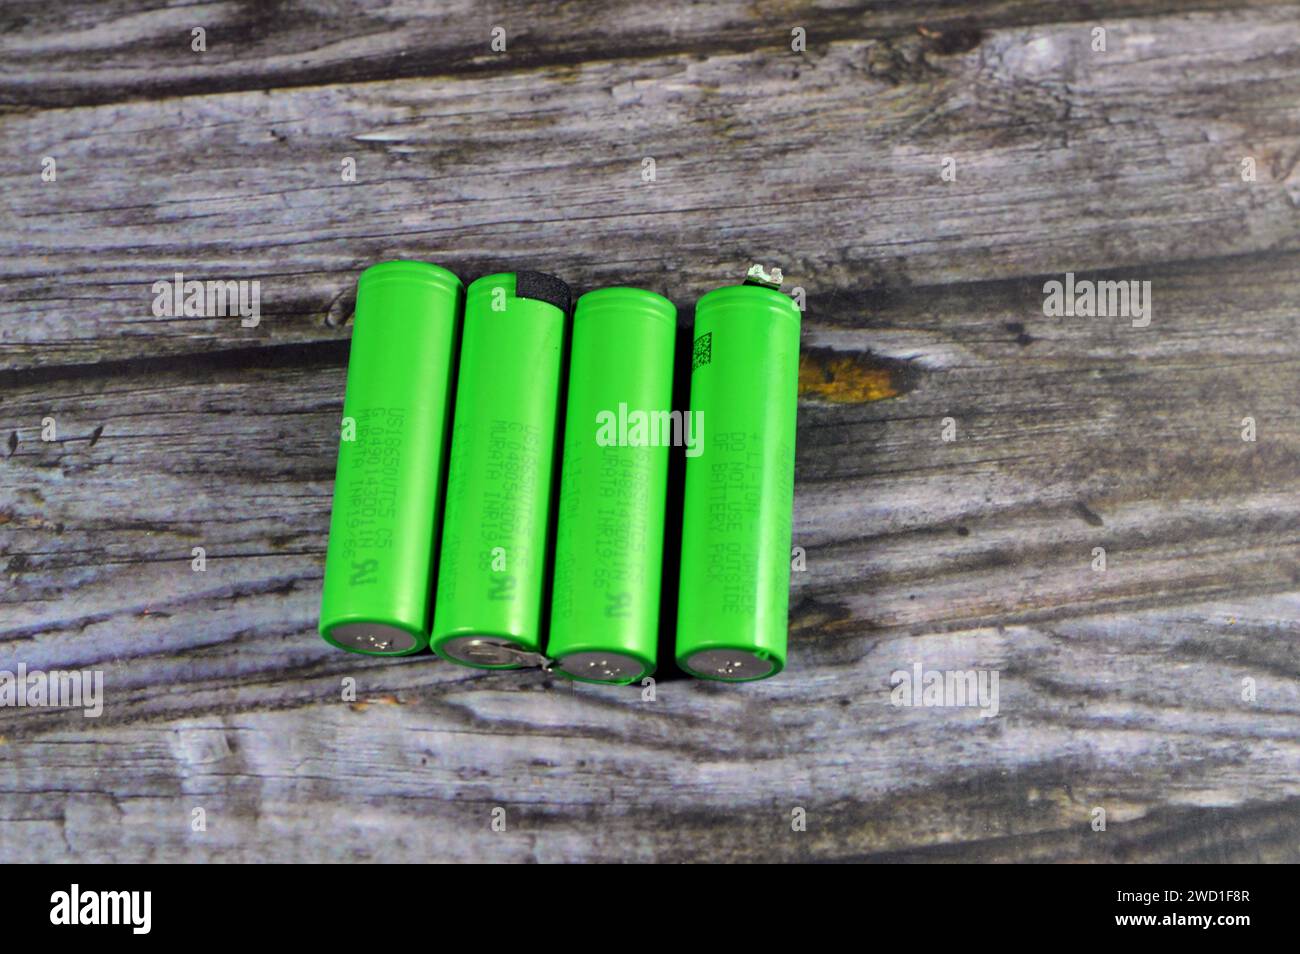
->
[515,271,571,314]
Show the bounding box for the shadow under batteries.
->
[652,310,693,683]
[537,277,573,670]
[424,279,467,650]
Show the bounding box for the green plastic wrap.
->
[319,261,463,656]
[431,272,569,668]
[547,288,676,684]
[675,279,800,681]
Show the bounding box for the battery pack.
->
[319,261,463,656]
[431,271,570,668]
[675,267,800,681]
[547,288,677,684]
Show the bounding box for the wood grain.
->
[1,594,1296,862]
[0,1,1297,863]
[3,0,1292,107]
[2,244,1297,861]
[3,8,1299,370]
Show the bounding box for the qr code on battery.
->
[692,332,712,371]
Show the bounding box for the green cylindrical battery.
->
[547,288,677,685]
[676,267,800,681]
[319,261,463,656]
[431,271,570,668]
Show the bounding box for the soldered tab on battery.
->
[743,263,784,289]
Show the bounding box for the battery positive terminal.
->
[743,264,784,289]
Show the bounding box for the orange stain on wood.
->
[349,694,401,712]
[799,348,903,403]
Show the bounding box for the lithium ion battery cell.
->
[319,261,463,656]
[431,271,570,668]
[675,265,800,681]
[547,288,676,684]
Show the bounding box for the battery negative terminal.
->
[554,651,646,684]
[744,264,784,289]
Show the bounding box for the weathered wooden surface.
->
[1,1,1298,863]
[5,6,1300,370]
[4,0,1295,107]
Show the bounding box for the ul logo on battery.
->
[605,592,631,618]
[488,575,517,601]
